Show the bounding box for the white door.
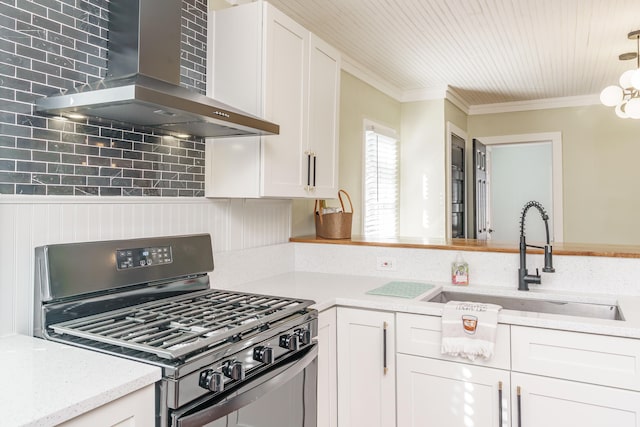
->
[337,308,395,427]
[473,132,564,242]
[488,142,553,242]
[512,372,640,427]
[397,354,509,427]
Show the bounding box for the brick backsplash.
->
[0,0,208,196]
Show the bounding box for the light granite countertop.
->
[5,271,639,426]
[222,272,640,339]
[0,335,161,427]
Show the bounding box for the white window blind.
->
[364,125,399,237]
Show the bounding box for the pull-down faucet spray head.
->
[518,201,555,291]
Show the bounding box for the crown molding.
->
[468,94,601,115]
[445,87,470,114]
[338,57,601,114]
[400,86,447,103]
[341,55,404,102]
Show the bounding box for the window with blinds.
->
[363,124,399,237]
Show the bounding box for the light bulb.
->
[615,103,628,118]
[625,98,640,118]
[620,69,636,88]
[600,85,623,106]
[631,69,640,90]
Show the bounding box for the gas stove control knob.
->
[222,360,245,381]
[295,328,311,345]
[199,369,224,392]
[253,346,274,365]
[279,333,300,351]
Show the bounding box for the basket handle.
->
[314,199,324,225]
[338,189,354,214]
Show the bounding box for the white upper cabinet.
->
[206,1,340,198]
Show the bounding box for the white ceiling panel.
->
[265,0,640,105]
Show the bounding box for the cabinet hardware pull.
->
[313,154,317,187]
[306,154,311,187]
[383,321,388,375]
[517,385,522,427]
[498,381,503,427]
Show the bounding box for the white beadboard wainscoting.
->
[0,196,293,336]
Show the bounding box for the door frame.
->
[475,132,564,242]
[445,122,469,240]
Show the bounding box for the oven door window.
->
[173,344,318,427]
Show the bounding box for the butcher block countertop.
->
[290,236,640,258]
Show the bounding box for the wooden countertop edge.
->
[289,236,640,259]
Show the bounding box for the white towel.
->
[441,300,502,361]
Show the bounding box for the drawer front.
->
[512,325,640,391]
[396,312,510,369]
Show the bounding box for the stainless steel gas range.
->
[33,234,317,427]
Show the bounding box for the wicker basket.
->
[314,189,353,239]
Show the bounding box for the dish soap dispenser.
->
[451,252,469,285]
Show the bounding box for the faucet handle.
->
[543,245,555,273]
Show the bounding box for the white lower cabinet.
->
[58,384,155,427]
[511,325,640,427]
[337,308,395,427]
[397,354,510,427]
[512,372,640,427]
[332,310,640,427]
[317,307,337,427]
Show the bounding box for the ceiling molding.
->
[445,88,470,114]
[339,59,601,115]
[400,87,447,103]
[468,94,602,115]
[341,55,403,102]
[342,58,600,116]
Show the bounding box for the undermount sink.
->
[425,291,624,321]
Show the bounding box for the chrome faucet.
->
[518,201,555,291]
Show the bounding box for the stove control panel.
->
[116,245,172,270]
[195,320,316,397]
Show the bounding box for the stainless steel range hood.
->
[35,0,279,138]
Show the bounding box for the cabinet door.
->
[512,372,640,427]
[58,385,155,426]
[317,308,337,427]
[397,354,509,427]
[337,308,395,427]
[261,3,309,197]
[206,3,263,198]
[307,34,340,199]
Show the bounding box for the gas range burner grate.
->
[50,289,313,360]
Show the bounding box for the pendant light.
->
[600,30,640,119]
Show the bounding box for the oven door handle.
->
[174,344,318,427]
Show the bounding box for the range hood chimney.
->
[35,0,279,138]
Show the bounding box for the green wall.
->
[293,70,640,245]
[468,104,640,244]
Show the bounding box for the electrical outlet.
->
[376,256,397,271]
